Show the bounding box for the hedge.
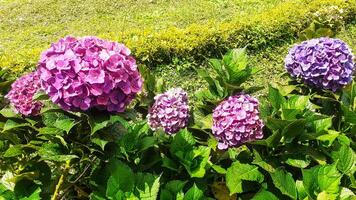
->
[118,0,356,65]
[0,0,355,74]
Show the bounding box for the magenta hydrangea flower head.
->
[212,94,264,150]
[5,71,43,116]
[147,88,189,134]
[285,37,354,91]
[37,36,143,112]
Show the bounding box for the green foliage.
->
[1,41,356,200]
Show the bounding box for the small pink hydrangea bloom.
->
[5,71,43,116]
[212,94,264,149]
[147,88,189,134]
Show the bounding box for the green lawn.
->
[0,0,282,73]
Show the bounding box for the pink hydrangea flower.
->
[37,36,143,112]
[212,94,264,149]
[5,71,43,116]
[147,88,189,134]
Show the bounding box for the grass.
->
[0,0,283,73]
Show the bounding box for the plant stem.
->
[51,160,71,200]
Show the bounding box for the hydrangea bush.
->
[147,88,189,134]
[38,36,143,112]
[5,71,43,116]
[0,40,355,200]
[212,94,264,149]
[285,37,354,91]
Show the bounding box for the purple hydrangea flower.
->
[212,94,264,150]
[147,88,189,134]
[285,37,354,91]
[5,71,43,116]
[38,36,143,112]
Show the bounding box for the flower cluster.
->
[212,94,264,149]
[147,88,189,134]
[38,36,143,112]
[285,37,354,91]
[5,72,43,116]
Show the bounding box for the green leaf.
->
[170,129,195,154]
[54,118,76,134]
[251,189,278,200]
[342,105,356,124]
[287,95,310,110]
[2,120,32,132]
[226,162,264,194]
[138,137,157,152]
[302,164,342,199]
[135,174,160,200]
[312,117,333,133]
[91,115,128,134]
[32,90,48,101]
[339,187,355,200]
[252,149,275,173]
[317,130,339,147]
[183,184,203,200]
[270,168,297,199]
[106,161,135,198]
[4,145,22,158]
[160,180,186,200]
[38,143,77,162]
[91,138,109,151]
[268,86,286,111]
[335,145,355,174]
[0,108,19,118]
[37,127,64,136]
[211,165,227,174]
[282,119,305,143]
[296,180,308,200]
[285,155,311,169]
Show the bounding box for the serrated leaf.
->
[3,145,22,157]
[0,108,19,118]
[37,127,64,136]
[270,168,297,199]
[251,189,278,200]
[38,143,77,162]
[135,174,160,200]
[160,180,186,200]
[226,162,264,194]
[91,138,108,151]
[296,180,307,200]
[335,145,355,174]
[106,161,135,198]
[284,154,311,168]
[317,130,339,147]
[91,115,128,134]
[54,118,76,134]
[268,86,286,111]
[2,120,32,132]
[183,184,203,200]
[252,149,275,173]
[211,165,227,174]
[302,164,342,199]
[340,187,355,200]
